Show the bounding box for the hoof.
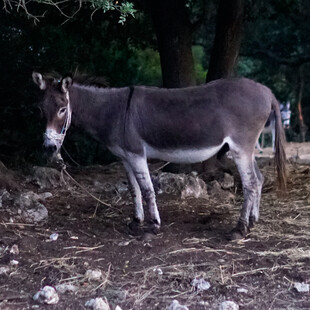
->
[128,218,143,236]
[147,220,161,235]
[227,221,249,241]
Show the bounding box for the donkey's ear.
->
[32,72,46,90]
[61,76,73,93]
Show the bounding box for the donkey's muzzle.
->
[43,144,57,156]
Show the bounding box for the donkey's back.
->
[129,78,273,155]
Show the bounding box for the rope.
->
[62,167,112,208]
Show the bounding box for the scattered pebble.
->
[153,267,163,275]
[10,244,19,255]
[219,301,239,310]
[220,173,235,189]
[85,269,103,282]
[49,233,59,241]
[293,282,310,293]
[0,266,11,275]
[10,259,19,266]
[167,299,189,310]
[33,286,59,304]
[191,278,211,291]
[55,283,79,294]
[85,297,110,310]
[237,288,248,294]
[118,240,131,246]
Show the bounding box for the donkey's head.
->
[32,72,73,157]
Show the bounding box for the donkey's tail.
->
[272,96,287,192]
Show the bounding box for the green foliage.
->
[91,0,136,24]
[192,45,207,85]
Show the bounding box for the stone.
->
[21,202,48,223]
[85,297,110,310]
[104,288,128,304]
[191,278,211,291]
[237,288,248,294]
[153,172,208,199]
[167,300,189,310]
[55,283,79,294]
[220,173,235,189]
[209,181,235,201]
[49,233,59,241]
[85,269,104,282]
[33,286,59,305]
[293,282,309,293]
[14,191,49,223]
[0,189,11,208]
[219,301,239,310]
[0,266,11,275]
[27,166,64,189]
[10,244,19,255]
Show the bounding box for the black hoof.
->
[128,218,143,236]
[147,219,161,235]
[227,221,249,241]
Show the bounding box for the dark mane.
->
[42,71,109,88]
[73,73,109,88]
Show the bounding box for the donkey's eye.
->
[58,107,67,118]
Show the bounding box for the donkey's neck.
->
[69,84,127,144]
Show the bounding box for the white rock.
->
[294,282,310,293]
[219,301,239,310]
[85,269,103,282]
[33,286,59,304]
[85,297,110,310]
[153,267,163,275]
[191,278,211,291]
[167,300,189,310]
[49,233,59,241]
[0,266,11,275]
[10,259,19,266]
[237,288,248,294]
[55,283,79,294]
[115,306,123,310]
[10,244,19,255]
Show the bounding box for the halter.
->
[43,91,72,150]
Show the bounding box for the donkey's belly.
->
[144,141,227,164]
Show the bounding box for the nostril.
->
[44,144,57,155]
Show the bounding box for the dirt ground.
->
[1,143,310,310]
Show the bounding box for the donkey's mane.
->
[44,71,109,88]
[73,73,109,88]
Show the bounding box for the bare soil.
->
[1,143,310,310]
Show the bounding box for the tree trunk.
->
[147,0,196,88]
[296,66,308,142]
[206,0,244,82]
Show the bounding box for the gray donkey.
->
[32,72,286,239]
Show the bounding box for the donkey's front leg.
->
[122,161,144,231]
[125,156,161,233]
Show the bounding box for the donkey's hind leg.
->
[230,150,260,239]
[122,160,144,232]
[249,159,264,228]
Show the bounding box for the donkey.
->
[32,72,286,239]
[256,102,291,152]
